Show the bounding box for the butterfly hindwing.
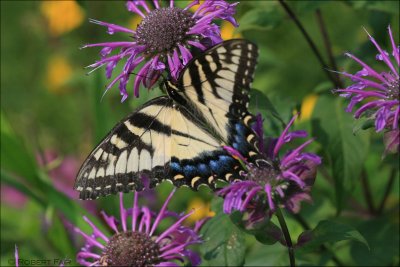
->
[75,97,169,199]
[75,97,243,199]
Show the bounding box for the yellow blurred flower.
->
[190,1,240,41]
[189,0,204,12]
[221,21,242,40]
[40,1,84,36]
[186,197,215,224]
[46,55,73,94]
[128,15,143,31]
[299,94,318,121]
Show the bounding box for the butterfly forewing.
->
[178,40,258,141]
[177,39,260,158]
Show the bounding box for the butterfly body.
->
[75,39,260,200]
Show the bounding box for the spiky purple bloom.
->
[83,0,238,102]
[334,26,399,136]
[74,189,202,266]
[218,114,321,227]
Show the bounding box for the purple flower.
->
[383,129,399,155]
[83,0,238,102]
[218,114,321,227]
[15,245,18,267]
[334,26,399,134]
[74,189,202,266]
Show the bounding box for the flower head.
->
[83,0,238,102]
[74,189,202,266]
[218,114,321,227]
[334,26,399,133]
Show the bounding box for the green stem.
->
[276,208,295,267]
[377,167,397,213]
[278,0,339,88]
[360,168,376,215]
[315,9,343,88]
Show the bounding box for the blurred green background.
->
[1,1,399,266]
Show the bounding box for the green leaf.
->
[0,111,38,182]
[311,96,370,213]
[350,217,399,266]
[244,242,288,267]
[352,117,375,134]
[200,212,246,266]
[250,89,285,126]
[89,72,113,145]
[230,211,283,245]
[348,0,399,14]
[237,7,283,33]
[1,170,45,207]
[296,220,369,253]
[290,1,327,15]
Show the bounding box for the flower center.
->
[247,162,282,187]
[387,77,399,100]
[135,7,195,55]
[100,231,160,267]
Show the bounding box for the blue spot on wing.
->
[183,165,196,177]
[197,163,210,175]
[218,155,231,163]
[171,162,182,172]
[209,160,220,173]
[235,123,246,135]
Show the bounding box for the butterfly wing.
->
[75,96,243,200]
[175,39,260,159]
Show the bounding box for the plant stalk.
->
[278,0,339,88]
[276,208,295,267]
[377,167,397,213]
[360,168,376,215]
[315,9,343,88]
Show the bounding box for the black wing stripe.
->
[188,61,205,104]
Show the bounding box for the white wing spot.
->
[105,155,117,176]
[94,149,103,160]
[116,151,128,174]
[191,176,201,187]
[216,47,227,54]
[111,135,128,149]
[244,115,252,125]
[139,150,151,170]
[231,56,240,64]
[97,167,105,178]
[174,174,185,180]
[231,49,242,56]
[225,173,232,181]
[127,148,139,172]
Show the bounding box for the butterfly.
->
[74,39,261,200]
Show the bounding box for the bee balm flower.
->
[83,0,238,102]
